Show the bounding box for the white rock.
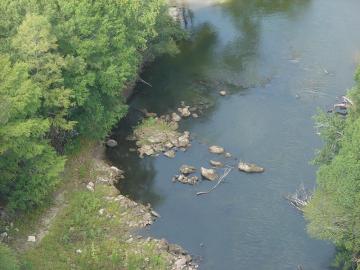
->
[27,235,36,242]
[219,90,227,96]
[171,112,182,122]
[86,181,95,192]
[106,139,118,147]
[208,145,225,154]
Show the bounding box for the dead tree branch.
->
[286,184,313,212]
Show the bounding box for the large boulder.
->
[208,145,225,154]
[201,167,218,181]
[238,162,264,173]
[179,165,196,175]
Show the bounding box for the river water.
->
[107,0,360,269]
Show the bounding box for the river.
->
[107,0,360,269]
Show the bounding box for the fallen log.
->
[196,166,233,196]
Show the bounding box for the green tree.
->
[12,14,75,144]
[305,67,360,269]
[0,55,64,210]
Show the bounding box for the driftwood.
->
[196,166,233,196]
[139,77,152,87]
[286,184,313,212]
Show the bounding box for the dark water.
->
[107,0,360,269]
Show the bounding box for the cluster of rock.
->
[136,127,191,158]
[131,237,198,270]
[131,103,204,158]
[173,145,265,186]
[86,164,125,192]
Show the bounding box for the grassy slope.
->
[3,140,170,270]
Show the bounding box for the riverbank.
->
[1,140,197,269]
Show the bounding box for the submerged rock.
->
[164,150,176,158]
[224,152,232,158]
[210,160,224,167]
[209,145,225,154]
[192,113,199,118]
[179,165,196,175]
[106,139,118,147]
[201,167,218,181]
[238,162,264,173]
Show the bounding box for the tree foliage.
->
[0,0,183,210]
[305,66,360,269]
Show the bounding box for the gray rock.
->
[176,174,198,185]
[209,145,225,154]
[171,112,182,122]
[138,145,154,157]
[178,133,190,148]
[192,113,199,118]
[178,106,191,117]
[238,162,265,173]
[201,167,218,181]
[179,165,196,175]
[0,232,8,242]
[224,152,232,158]
[147,133,167,144]
[106,139,118,147]
[174,257,187,270]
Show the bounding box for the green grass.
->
[0,243,20,270]
[134,117,179,146]
[21,186,168,270]
[3,140,169,270]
